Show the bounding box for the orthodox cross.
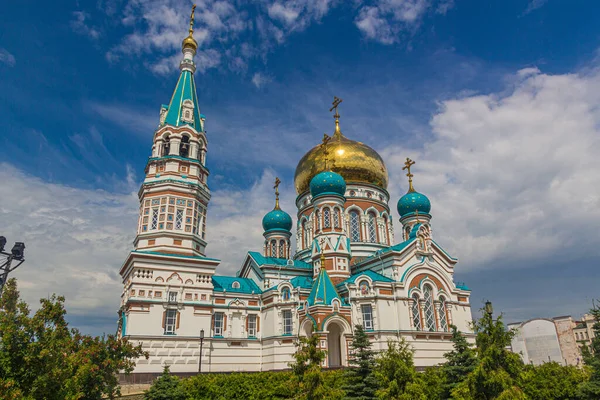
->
[329,96,343,135]
[319,238,326,265]
[402,157,416,192]
[273,176,281,209]
[321,133,331,170]
[189,4,196,34]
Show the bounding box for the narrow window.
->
[412,294,422,330]
[361,304,373,330]
[151,209,159,230]
[168,291,177,303]
[180,135,190,158]
[323,207,331,228]
[164,309,177,335]
[350,211,360,242]
[423,285,436,331]
[281,287,291,301]
[333,208,340,228]
[368,212,377,243]
[271,240,277,257]
[302,220,308,248]
[175,209,183,230]
[315,210,320,231]
[283,310,293,335]
[439,296,448,332]
[248,315,257,337]
[279,240,285,258]
[382,216,389,244]
[214,312,224,336]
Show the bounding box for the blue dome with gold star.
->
[310,171,346,199]
[262,208,293,232]
[397,191,431,217]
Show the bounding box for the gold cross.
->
[402,157,416,192]
[273,177,281,209]
[189,4,196,34]
[329,96,343,136]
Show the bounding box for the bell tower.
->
[134,5,211,256]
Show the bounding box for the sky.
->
[1,0,599,335]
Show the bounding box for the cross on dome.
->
[329,96,343,136]
[402,157,416,193]
[273,176,281,210]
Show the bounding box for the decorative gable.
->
[181,99,194,123]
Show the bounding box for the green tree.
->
[289,333,333,400]
[442,325,478,397]
[579,303,600,399]
[452,304,525,400]
[374,338,425,400]
[0,278,147,400]
[144,366,187,400]
[343,324,378,399]
[520,362,588,400]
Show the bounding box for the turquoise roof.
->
[338,270,394,286]
[310,171,346,199]
[131,250,219,262]
[290,276,313,289]
[212,276,262,294]
[163,69,203,132]
[248,251,312,269]
[455,282,471,291]
[262,208,293,232]
[408,223,422,239]
[397,191,431,217]
[307,268,343,306]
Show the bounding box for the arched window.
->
[359,280,370,295]
[323,207,331,228]
[163,136,171,156]
[405,226,411,241]
[439,296,448,332]
[270,240,277,257]
[232,281,240,289]
[281,287,291,301]
[333,208,340,228]
[350,211,360,242]
[180,135,190,158]
[368,212,377,243]
[315,210,320,231]
[302,220,308,249]
[279,240,285,258]
[423,284,436,331]
[411,294,422,330]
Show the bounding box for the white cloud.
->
[0,48,16,67]
[251,72,272,88]
[381,67,600,270]
[355,0,452,44]
[521,0,548,16]
[70,11,101,39]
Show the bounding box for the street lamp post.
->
[198,329,205,373]
[0,237,26,294]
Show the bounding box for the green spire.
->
[162,69,203,132]
[307,268,342,306]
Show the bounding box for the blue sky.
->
[1,0,600,335]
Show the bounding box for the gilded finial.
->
[329,96,343,137]
[415,209,420,223]
[402,157,416,193]
[273,176,281,210]
[321,134,332,170]
[319,238,326,265]
[182,4,199,52]
[189,4,196,35]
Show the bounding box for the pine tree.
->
[289,334,329,400]
[343,324,378,399]
[442,325,478,397]
[144,366,187,400]
[578,303,600,399]
[374,338,427,400]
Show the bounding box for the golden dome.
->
[182,34,198,52]
[294,130,389,194]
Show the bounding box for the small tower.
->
[309,159,352,284]
[397,158,433,244]
[134,5,211,256]
[262,177,293,258]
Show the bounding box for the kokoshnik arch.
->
[117,6,474,373]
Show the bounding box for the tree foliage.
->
[520,362,588,400]
[343,324,378,400]
[442,325,478,397]
[451,306,525,400]
[144,366,187,400]
[578,303,600,399]
[0,278,147,400]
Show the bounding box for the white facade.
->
[117,19,474,375]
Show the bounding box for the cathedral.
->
[117,8,474,374]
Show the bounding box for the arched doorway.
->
[327,322,343,367]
